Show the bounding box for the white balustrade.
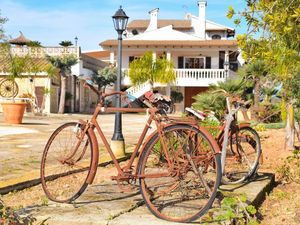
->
[10,46,80,57]
[122,68,228,87]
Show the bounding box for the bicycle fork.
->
[220,114,234,174]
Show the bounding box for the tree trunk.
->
[58,76,66,114]
[286,103,295,150]
[253,78,260,107]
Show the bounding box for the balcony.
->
[123,69,228,87]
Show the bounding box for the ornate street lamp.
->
[74,36,78,46]
[111,6,129,156]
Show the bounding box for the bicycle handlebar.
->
[84,80,127,102]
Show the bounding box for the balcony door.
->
[184,57,205,69]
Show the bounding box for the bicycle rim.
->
[41,122,93,203]
[138,124,221,222]
[223,126,261,184]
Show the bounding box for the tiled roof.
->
[127,20,192,30]
[0,56,51,73]
[100,39,238,48]
[82,51,110,59]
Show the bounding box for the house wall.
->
[122,49,224,69]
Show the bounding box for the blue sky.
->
[1,0,246,51]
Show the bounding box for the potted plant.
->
[0,46,29,124]
[171,90,184,113]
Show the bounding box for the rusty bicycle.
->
[186,97,262,184]
[41,81,222,222]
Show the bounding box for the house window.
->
[184,57,205,69]
[212,34,221,39]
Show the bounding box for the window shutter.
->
[205,57,211,69]
[178,56,184,68]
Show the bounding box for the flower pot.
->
[1,102,28,124]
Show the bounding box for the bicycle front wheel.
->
[41,122,93,203]
[223,126,261,184]
[138,124,221,222]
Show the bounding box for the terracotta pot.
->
[1,102,28,124]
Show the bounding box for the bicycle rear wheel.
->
[138,124,221,222]
[41,122,93,203]
[223,126,261,184]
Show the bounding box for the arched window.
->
[212,34,221,40]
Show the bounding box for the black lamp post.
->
[111,6,129,142]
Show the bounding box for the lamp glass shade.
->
[112,6,129,32]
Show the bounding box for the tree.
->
[0,10,8,41]
[27,41,42,47]
[46,54,77,114]
[59,40,73,47]
[40,64,58,113]
[92,66,117,92]
[228,0,300,149]
[129,51,175,88]
[242,60,268,108]
[193,77,245,119]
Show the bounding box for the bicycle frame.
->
[82,102,202,185]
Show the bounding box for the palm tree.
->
[92,66,117,92]
[192,77,245,119]
[46,54,77,113]
[59,41,73,47]
[243,60,268,107]
[129,51,175,88]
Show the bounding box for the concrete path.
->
[0,112,153,188]
[0,113,275,224]
[20,173,274,225]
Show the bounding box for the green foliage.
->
[286,66,300,121]
[92,66,117,92]
[205,194,259,225]
[277,150,300,184]
[7,54,30,80]
[129,51,175,87]
[199,118,220,138]
[59,40,73,47]
[229,0,300,83]
[0,10,8,41]
[170,90,183,103]
[46,54,77,76]
[192,78,245,120]
[252,124,266,132]
[0,199,47,225]
[27,41,42,47]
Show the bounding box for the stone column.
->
[110,51,115,65]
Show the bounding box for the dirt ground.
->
[2,128,300,224]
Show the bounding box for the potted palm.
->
[171,90,184,113]
[1,52,29,124]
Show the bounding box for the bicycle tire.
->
[222,126,261,184]
[41,122,93,203]
[138,124,221,222]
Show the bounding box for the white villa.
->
[100,0,240,110]
[0,32,107,114]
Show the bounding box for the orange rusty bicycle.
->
[40,81,222,222]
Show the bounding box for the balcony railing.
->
[10,46,80,58]
[123,68,228,87]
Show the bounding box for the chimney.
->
[198,0,207,39]
[145,8,159,32]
